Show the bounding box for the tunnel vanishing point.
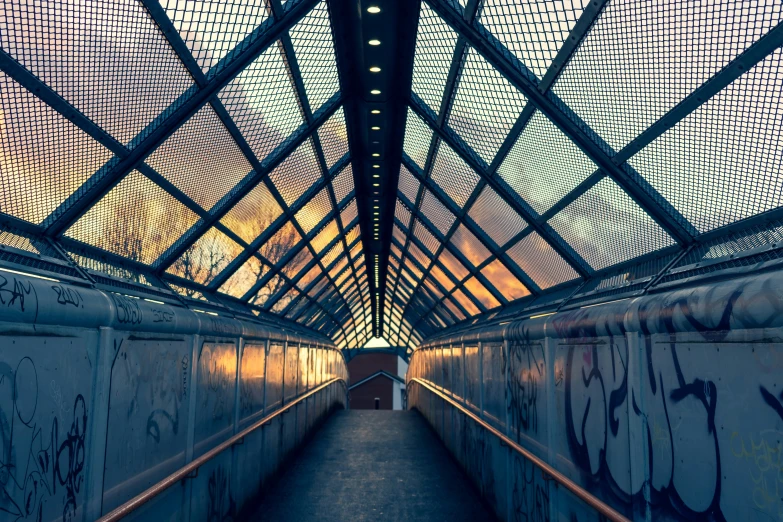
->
[0,0,781,520]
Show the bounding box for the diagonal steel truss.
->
[1,0,783,350]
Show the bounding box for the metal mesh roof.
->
[1,0,782,354]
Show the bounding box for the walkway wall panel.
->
[408,269,783,522]
[0,271,348,521]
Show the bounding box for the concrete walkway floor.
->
[245,410,496,521]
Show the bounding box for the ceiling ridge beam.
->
[386,0,482,335]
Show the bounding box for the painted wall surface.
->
[0,271,349,522]
[348,353,399,409]
[407,269,783,522]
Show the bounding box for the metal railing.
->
[408,378,630,522]
[97,377,348,522]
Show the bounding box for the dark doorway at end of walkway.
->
[245,410,496,521]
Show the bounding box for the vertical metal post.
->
[627,330,652,522]
[260,339,269,486]
[233,338,244,434]
[281,340,287,406]
[504,338,512,522]
[293,342,300,444]
[230,337,244,507]
[183,334,202,522]
[448,344,454,449]
[478,341,485,419]
[545,332,559,522]
[85,326,115,521]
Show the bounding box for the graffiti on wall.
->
[200,344,234,423]
[557,286,783,522]
[113,338,187,444]
[0,357,86,521]
[207,465,235,522]
[508,342,545,438]
[511,452,550,522]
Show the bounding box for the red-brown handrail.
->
[97,378,347,522]
[408,378,630,522]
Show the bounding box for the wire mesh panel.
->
[253,273,287,307]
[463,276,500,309]
[0,73,114,224]
[167,227,243,285]
[0,227,46,256]
[452,288,480,316]
[479,0,592,79]
[295,187,333,234]
[220,180,283,243]
[424,277,444,300]
[481,259,530,300]
[272,286,299,313]
[297,264,322,290]
[430,141,482,208]
[403,108,435,170]
[161,0,270,72]
[409,242,432,271]
[280,247,313,281]
[439,248,470,282]
[629,48,783,233]
[328,254,348,280]
[448,46,528,164]
[67,170,199,264]
[219,256,268,298]
[553,0,783,151]
[311,220,340,253]
[307,273,330,297]
[70,248,162,288]
[505,231,579,289]
[681,219,783,266]
[398,166,421,205]
[411,2,460,113]
[289,0,340,113]
[413,220,441,255]
[548,177,674,270]
[468,185,528,247]
[449,225,491,268]
[395,200,414,229]
[318,107,349,169]
[146,104,252,211]
[218,43,304,163]
[1,0,194,144]
[332,164,355,204]
[320,239,344,268]
[431,264,457,292]
[497,110,598,214]
[419,190,456,236]
[340,199,359,230]
[268,139,323,206]
[259,220,302,266]
[393,224,407,245]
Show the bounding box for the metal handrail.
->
[408,378,630,522]
[97,377,348,522]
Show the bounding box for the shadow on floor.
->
[244,409,497,521]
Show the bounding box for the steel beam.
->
[42,0,320,237]
[423,0,697,245]
[410,94,593,276]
